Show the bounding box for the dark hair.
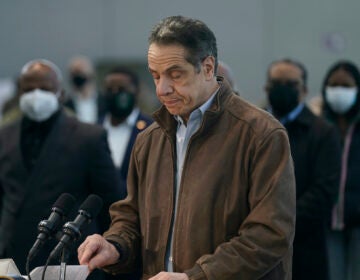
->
[107,66,140,91]
[321,60,360,121]
[148,15,218,73]
[267,58,308,88]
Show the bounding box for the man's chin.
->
[165,107,180,116]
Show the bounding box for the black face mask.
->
[106,91,135,119]
[268,80,300,117]
[71,74,88,89]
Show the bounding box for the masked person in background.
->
[265,58,341,280]
[321,60,360,280]
[64,55,106,123]
[101,67,152,200]
[0,59,121,274]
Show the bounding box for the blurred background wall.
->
[0,0,359,112]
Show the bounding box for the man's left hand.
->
[149,272,189,280]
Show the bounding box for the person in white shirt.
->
[102,67,152,199]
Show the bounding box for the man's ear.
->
[202,56,216,80]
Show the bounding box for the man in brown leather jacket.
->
[78,15,296,280]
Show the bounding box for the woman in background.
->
[321,60,360,280]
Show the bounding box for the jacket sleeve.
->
[185,128,296,280]
[102,146,141,275]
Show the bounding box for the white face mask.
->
[20,89,59,121]
[325,86,357,114]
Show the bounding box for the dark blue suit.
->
[118,113,153,199]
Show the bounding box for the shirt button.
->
[169,256,173,262]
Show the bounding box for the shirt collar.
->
[276,103,305,125]
[104,107,140,128]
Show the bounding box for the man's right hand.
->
[77,234,120,271]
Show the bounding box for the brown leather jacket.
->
[104,78,296,279]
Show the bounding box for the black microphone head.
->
[79,194,103,218]
[28,193,76,261]
[53,193,76,216]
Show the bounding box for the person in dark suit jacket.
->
[264,58,342,280]
[101,67,152,200]
[0,59,121,274]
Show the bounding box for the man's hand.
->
[77,234,120,271]
[149,272,189,280]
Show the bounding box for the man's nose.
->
[156,77,173,97]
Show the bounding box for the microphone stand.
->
[59,248,67,280]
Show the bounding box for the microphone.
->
[47,194,103,262]
[27,193,76,261]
